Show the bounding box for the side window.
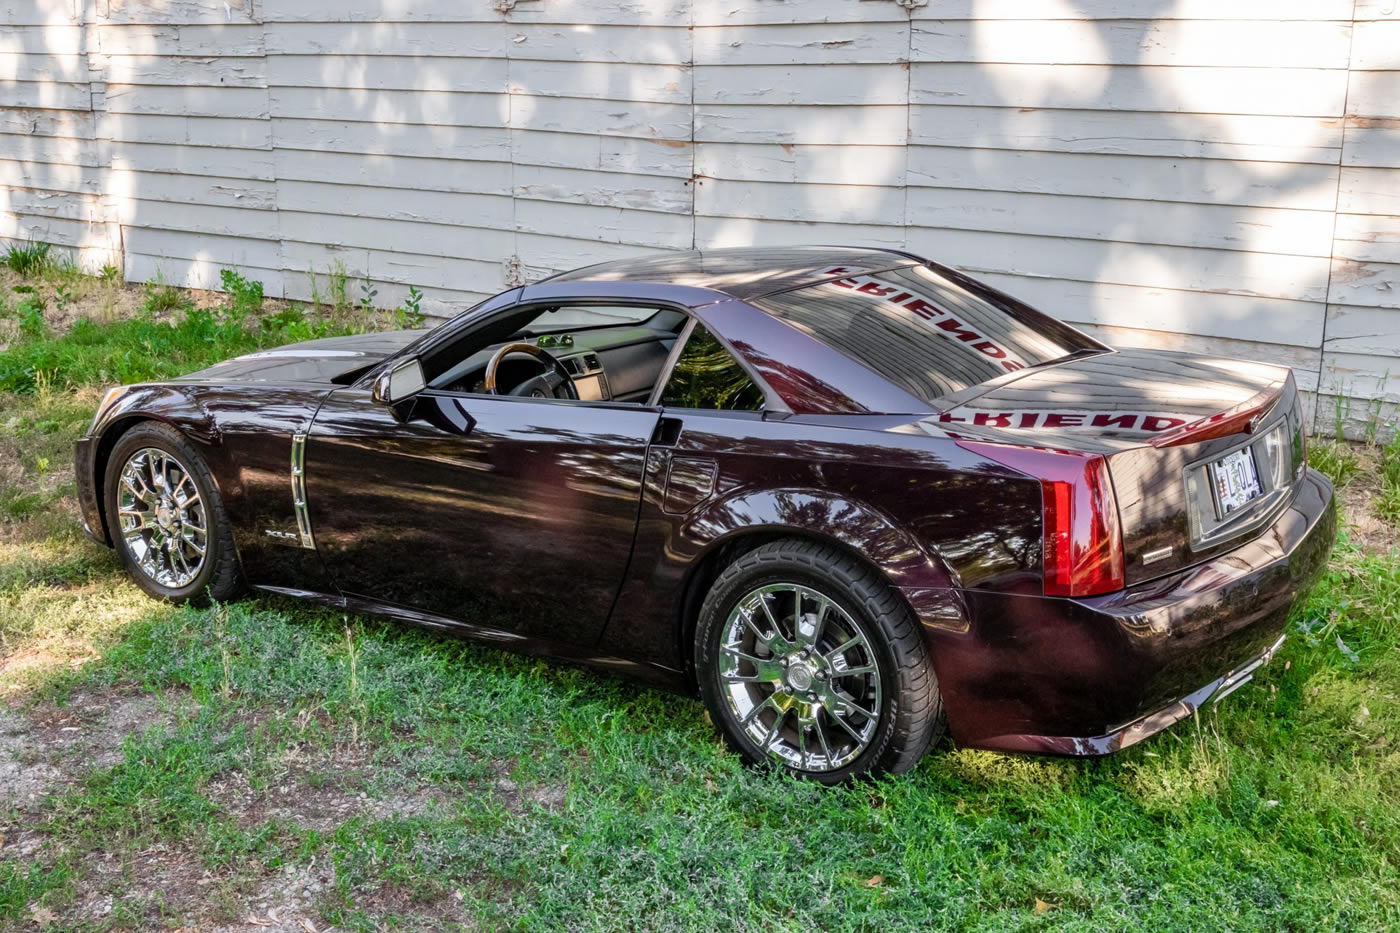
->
[659,324,766,412]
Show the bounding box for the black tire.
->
[103,421,243,604]
[694,539,944,783]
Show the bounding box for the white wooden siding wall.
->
[2,0,1397,435]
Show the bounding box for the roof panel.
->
[542,246,918,302]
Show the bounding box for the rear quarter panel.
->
[601,412,1044,672]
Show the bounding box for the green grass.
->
[1308,438,1361,488]
[0,300,360,394]
[3,242,54,277]
[0,294,1398,929]
[1376,433,1400,525]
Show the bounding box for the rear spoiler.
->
[1149,378,1288,448]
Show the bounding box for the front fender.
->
[81,385,236,545]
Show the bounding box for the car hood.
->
[919,348,1291,452]
[177,330,425,385]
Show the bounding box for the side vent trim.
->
[291,433,316,550]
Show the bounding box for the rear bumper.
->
[74,436,109,546]
[917,467,1335,755]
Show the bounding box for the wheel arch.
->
[672,488,956,682]
[89,392,234,545]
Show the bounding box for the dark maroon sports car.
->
[76,247,1334,782]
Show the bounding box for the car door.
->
[302,369,660,647]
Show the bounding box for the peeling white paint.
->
[3,0,1398,432]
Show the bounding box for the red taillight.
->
[957,441,1125,598]
[1039,455,1124,596]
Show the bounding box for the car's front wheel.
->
[694,539,944,783]
[103,422,242,603]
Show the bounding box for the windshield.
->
[512,305,664,336]
[751,264,1103,404]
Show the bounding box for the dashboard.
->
[434,323,680,403]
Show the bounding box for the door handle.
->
[651,416,683,447]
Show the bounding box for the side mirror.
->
[372,356,426,408]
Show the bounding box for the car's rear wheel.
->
[694,539,944,783]
[104,422,242,604]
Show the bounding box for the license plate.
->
[1210,447,1263,515]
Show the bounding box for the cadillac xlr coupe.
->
[76,247,1334,782]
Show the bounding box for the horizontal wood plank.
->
[1350,20,1400,69]
[907,226,1331,304]
[909,105,1344,164]
[696,177,906,226]
[277,179,513,228]
[911,1,1355,19]
[695,104,908,145]
[692,23,910,66]
[912,19,1352,69]
[908,146,1341,211]
[911,63,1349,117]
[513,164,693,214]
[273,148,513,195]
[1332,213,1400,264]
[1328,259,1400,310]
[967,270,1327,347]
[514,199,693,250]
[0,80,93,112]
[124,251,284,295]
[271,118,510,161]
[906,187,1337,257]
[694,63,908,106]
[1323,304,1400,357]
[693,141,907,186]
[266,53,507,95]
[124,226,281,268]
[95,24,265,56]
[109,140,275,179]
[102,54,266,88]
[104,84,269,119]
[109,168,276,210]
[1348,70,1400,118]
[1339,167,1400,215]
[101,112,271,148]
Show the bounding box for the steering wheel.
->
[483,342,579,400]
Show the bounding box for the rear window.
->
[751,265,1098,403]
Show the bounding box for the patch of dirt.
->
[1337,454,1398,557]
[209,860,337,933]
[0,688,194,812]
[491,774,568,814]
[0,708,63,811]
[52,841,336,932]
[207,742,455,833]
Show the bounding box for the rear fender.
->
[681,486,957,592]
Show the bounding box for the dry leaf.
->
[1035,898,1052,914]
[704,778,717,792]
[865,874,884,888]
[29,905,57,926]
[300,918,318,933]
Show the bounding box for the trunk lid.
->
[925,348,1308,586]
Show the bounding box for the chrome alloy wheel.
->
[117,447,208,589]
[718,583,883,773]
